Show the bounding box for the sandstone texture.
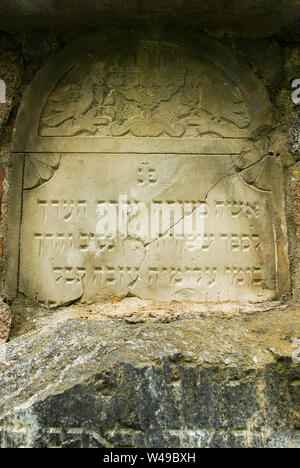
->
[0,50,18,130]
[0,8,299,451]
[0,307,299,448]
[295,178,300,240]
[19,153,288,306]
[11,33,289,308]
[291,112,300,159]
[287,163,300,302]
[0,1,300,38]
[0,300,11,342]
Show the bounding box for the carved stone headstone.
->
[11,34,290,308]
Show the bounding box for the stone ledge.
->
[1,307,299,447]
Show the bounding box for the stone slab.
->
[0,308,299,448]
[19,153,289,307]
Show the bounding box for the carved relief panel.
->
[40,41,251,139]
[11,33,290,308]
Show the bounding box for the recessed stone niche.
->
[9,32,290,309]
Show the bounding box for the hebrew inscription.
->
[19,153,283,307]
[13,35,289,308]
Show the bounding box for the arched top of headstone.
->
[10,32,290,308]
[12,31,272,154]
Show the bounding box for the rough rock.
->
[0,307,299,448]
[286,163,300,301]
[1,1,300,38]
[0,300,12,342]
[291,112,300,159]
[0,50,18,130]
[295,178,300,240]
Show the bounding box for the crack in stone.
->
[128,168,238,296]
[128,152,270,298]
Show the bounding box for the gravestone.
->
[11,34,290,307]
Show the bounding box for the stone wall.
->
[1,29,299,311]
[0,310,300,448]
[0,14,299,448]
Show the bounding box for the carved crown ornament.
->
[11,34,273,154]
[39,41,251,139]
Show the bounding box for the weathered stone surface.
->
[0,300,12,342]
[0,165,5,263]
[1,1,300,38]
[0,308,299,448]
[19,152,289,306]
[11,33,289,307]
[9,295,289,339]
[295,179,300,240]
[0,7,298,453]
[0,50,18,129]
[235,39,284,98]
[291,112,300,159]
[286,163,300,301]
[12,33,273,153]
